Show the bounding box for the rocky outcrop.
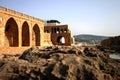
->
[0,46,120,80]
[101,36,120,52]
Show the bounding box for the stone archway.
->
[22,21,30,46]
[57,36,65,44]
[33,24,40,46]
[5,17,19,47]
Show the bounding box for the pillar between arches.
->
[18,22,22,47]
[0,27,4,47]
[29,25,32,47]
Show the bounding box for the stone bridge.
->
[0,6,73,54]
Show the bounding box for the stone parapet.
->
[0,6,43,22]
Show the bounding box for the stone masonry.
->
[44,20,73,46]
[0,6,73,54]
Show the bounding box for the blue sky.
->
[0,0,120,36]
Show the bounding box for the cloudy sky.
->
[0,0,120,36]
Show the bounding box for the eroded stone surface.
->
[0,46,120,80]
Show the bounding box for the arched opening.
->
[52,28,54,33]
[54,28,57,33]
[22,21,30,46]
[56,28,59,33]
[60,29,64,33]
[57,36,65,44]
[64,29,67,33]
[5,17,19,47]
[33,24,40,46]
[45,30,49,33]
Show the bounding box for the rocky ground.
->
[0,46,120,80]
[101,36,120,52]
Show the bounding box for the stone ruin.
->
[0,6,74,54]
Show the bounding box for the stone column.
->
[0,15,4,47]
[29,23,32,47]
[0,27,4,47]
[18,21,22,47]
[40,24,44,46]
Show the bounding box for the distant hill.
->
[74,34,109,44]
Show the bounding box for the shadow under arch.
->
[22,21,30,46]
[5,17,19,47]
[33,24,40,46]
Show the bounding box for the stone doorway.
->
[57,36,65,44]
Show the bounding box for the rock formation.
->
[0,46,120,80]
[101,36,120,52]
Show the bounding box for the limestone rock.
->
[0,46,120,80]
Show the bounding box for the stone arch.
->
[56,28,59,33]
[57,36,65,44]
[64,29,67,33]
[32,24,40,46]
[5,17,19,47]
[54,28,57,33]
[60,29,64,33]
[22,21,30,46]
[46,30,49,33]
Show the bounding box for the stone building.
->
[0,6,73,54]
[44,20,73,46]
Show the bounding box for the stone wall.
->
[0,6,73,54]
[44,33,53,46]
[0,6,44,47]
[0,6,45,54]
[44,25,74,46]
